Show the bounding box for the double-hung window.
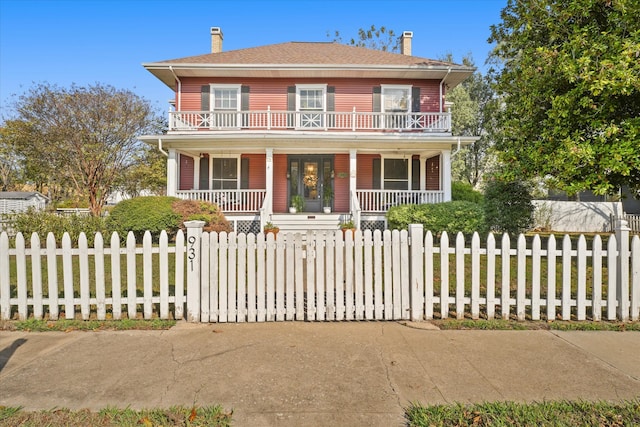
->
[296,84,326,128]
[210,84,241,128]
[383,158,409,190]
[381,85,411,129]
[212,157,239,190]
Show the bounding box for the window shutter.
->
[372,87,381,112]
[327,86,335,111]
[241,157,249,189]
[241,86,250,110]
[201,85,210,111]
[372,158,381,189]
[411,158,420,190]
[199,157,209,190]
[412,87,420,112]
[287,86,296,127]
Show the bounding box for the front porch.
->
[176,188,445,232]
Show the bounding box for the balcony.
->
[168,110,451,133]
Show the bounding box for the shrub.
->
[171,199,232,233]
[452,181,484,204]
[484,179,534,235]
[106,197,233,242]
[387,201,487,237]
[106,196,181,242]
[4,209,106,246]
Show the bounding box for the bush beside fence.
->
[1,221,638,323]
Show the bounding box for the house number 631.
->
[188,235,197,271]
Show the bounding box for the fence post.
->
[409,224,424,321]
[185,220,206,322]
[616,218,631,321]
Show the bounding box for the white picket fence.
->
[0,230,186,321]
[1,222,639,322]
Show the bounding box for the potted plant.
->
[290,195,304,213]
[339,219,356,237]
[263,221,279,236]
[323,185,333,214]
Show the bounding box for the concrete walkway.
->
[1,321,639,426]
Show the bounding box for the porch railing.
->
[176,190,266,213]
[356,190,444,212]
[169,109,451,133]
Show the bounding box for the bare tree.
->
[328,25,400,52]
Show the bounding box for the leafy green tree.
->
[328,25,400,52]
[488,0,640,196]
[4,83,163,215]
[484,179,534,235]
[115,144,167,198]
[446,55,496,188]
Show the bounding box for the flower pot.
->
[323,207,331,214]
[289,207,297,214]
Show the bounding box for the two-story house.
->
[140,27,477,233]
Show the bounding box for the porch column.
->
[193,157,200,190]
[442,149,452,201]
[265,148,273,214]
[167,148,177,197]
[419,155,427,191]
[349,149,357,200]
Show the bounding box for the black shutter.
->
[241,158,249,189]
[241,85,250,127]
[287,86,296,128]
[372,86,381,112]
[199,157,209,190]
[327,86,335,128]
[372,157,381,190]
[412,158,420,191]
[201,85,210,110]
[412,87,421,112]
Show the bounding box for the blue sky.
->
[0,0,506,116]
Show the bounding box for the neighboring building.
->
[0,192,49,215]
[140,28,477,233]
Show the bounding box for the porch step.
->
[270,213,348,233]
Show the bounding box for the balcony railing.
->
[177,189,266,213]
[169,109,451,133]
[356,190,444,212]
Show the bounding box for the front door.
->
[288,155,333,212]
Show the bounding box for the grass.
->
[0,405,232,426]
[405,400,640,426]
[429,318,640,331]
[0,318,176,331]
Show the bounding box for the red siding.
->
[179,77,443,113]
[242,154,266,189]
[333,154,350,212]
[179,154,194,190]
[426,155,440,190]
[273,154,288,213]
[356,154,378,190]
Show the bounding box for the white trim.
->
[296,84,327,129]
[209,84,242,112]
[209,154,242,190]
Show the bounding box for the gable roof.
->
[0,191,49,200]
[143,41,474,88]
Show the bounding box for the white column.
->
[266,148,273,214]
[419,155,427,191]
[349,149,357,199]
[167,149,177,197]
[442,150,452,202]
[193,156,200,190]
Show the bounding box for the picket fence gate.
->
[1,221,639,323]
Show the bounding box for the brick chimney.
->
[211,27,223,53]
[400,31,413,56]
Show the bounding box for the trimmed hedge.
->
[387,201,487,237]
[3,210,106,246]
[106,196,181,242]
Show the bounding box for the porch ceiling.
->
[139,133,478,155]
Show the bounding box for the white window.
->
[382,85,411,129]
[210,84,241,127]
[296,84,326,128]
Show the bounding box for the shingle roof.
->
[156,42,458,67]
[0,192,48,200]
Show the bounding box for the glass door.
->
[302,160,321,212]
[288,155,333,213]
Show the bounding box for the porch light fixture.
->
[331,170,335,179]
[286,172,290,179]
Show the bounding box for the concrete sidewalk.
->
[1,322,639,426]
